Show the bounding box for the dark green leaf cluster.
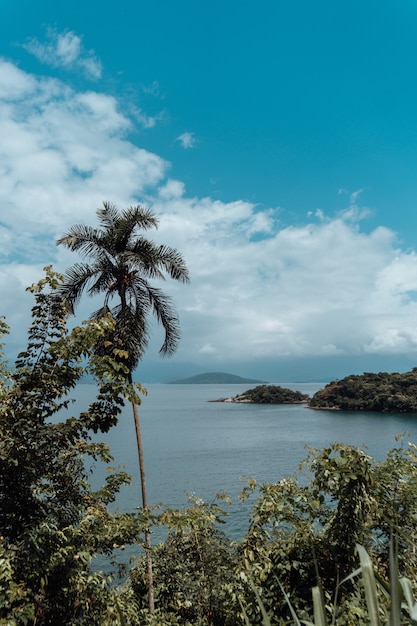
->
[310,369,417,412]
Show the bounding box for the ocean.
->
[69,382,417,545]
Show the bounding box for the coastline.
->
[209,396,309,404]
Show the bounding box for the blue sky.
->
[2,1,417,381]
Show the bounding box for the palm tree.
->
[56,202,190,611]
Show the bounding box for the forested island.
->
[213,370,417,412]
[309,368,417,412]
[213,384,310,403]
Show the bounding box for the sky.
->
[2,0,417,382]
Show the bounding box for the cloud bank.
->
[1,48,417,376]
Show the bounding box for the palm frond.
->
[59,263,98,308]
[110,206,158,254]
[96,202,121,230]
[143,283,181,356]
[125,240,166,280]
[112,302,149,369]
[157,245,190,283]
[87,267,117,298]
[126,240,190,284]
[90,304,111,319]
[121,205,159,231]
[56,224,103,257]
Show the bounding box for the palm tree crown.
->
[57,202,190,371]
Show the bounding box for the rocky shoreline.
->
[209,395,309,404]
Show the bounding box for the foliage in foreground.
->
[128,494,239,625]
[127,441,417,625]
[234,440,417,624]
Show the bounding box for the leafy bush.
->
[129,495,239,625]
[235,441,417,624]
[123,441,417,625]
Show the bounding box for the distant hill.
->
[167,372,267,384]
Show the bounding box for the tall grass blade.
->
[250,582,272,626]
[399,577,417,625]
[356,544,381,626]
[312,585,328,626]
[389,533,401,626]
[276,578,302,626]
[238,596,253,626]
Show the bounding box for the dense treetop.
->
[310,368,417,412]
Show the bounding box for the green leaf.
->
[356,544,380,626]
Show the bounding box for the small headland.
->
[309,368,417,412]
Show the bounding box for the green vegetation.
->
[234,441,417,624]
[310,369,417,412]
[128,441,417,625]
[0,268,146,624]
[3,268,417,625]
[230,384,310,404]
[129,495,239,625]
[169,372,266,384]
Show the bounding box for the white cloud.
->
[23,29,102,80]
[0,57,167,254]
[158,179,186,199]
[149,207,417,363]
[177,132,196,149]
[2,56,417,371]
[0,59,37,99]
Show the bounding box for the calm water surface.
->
[70,383,417,541]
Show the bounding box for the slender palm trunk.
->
[128,372,155,613]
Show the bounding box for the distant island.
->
[212,384,310,404]
[167,372,266,384]
[309,368,417,412]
